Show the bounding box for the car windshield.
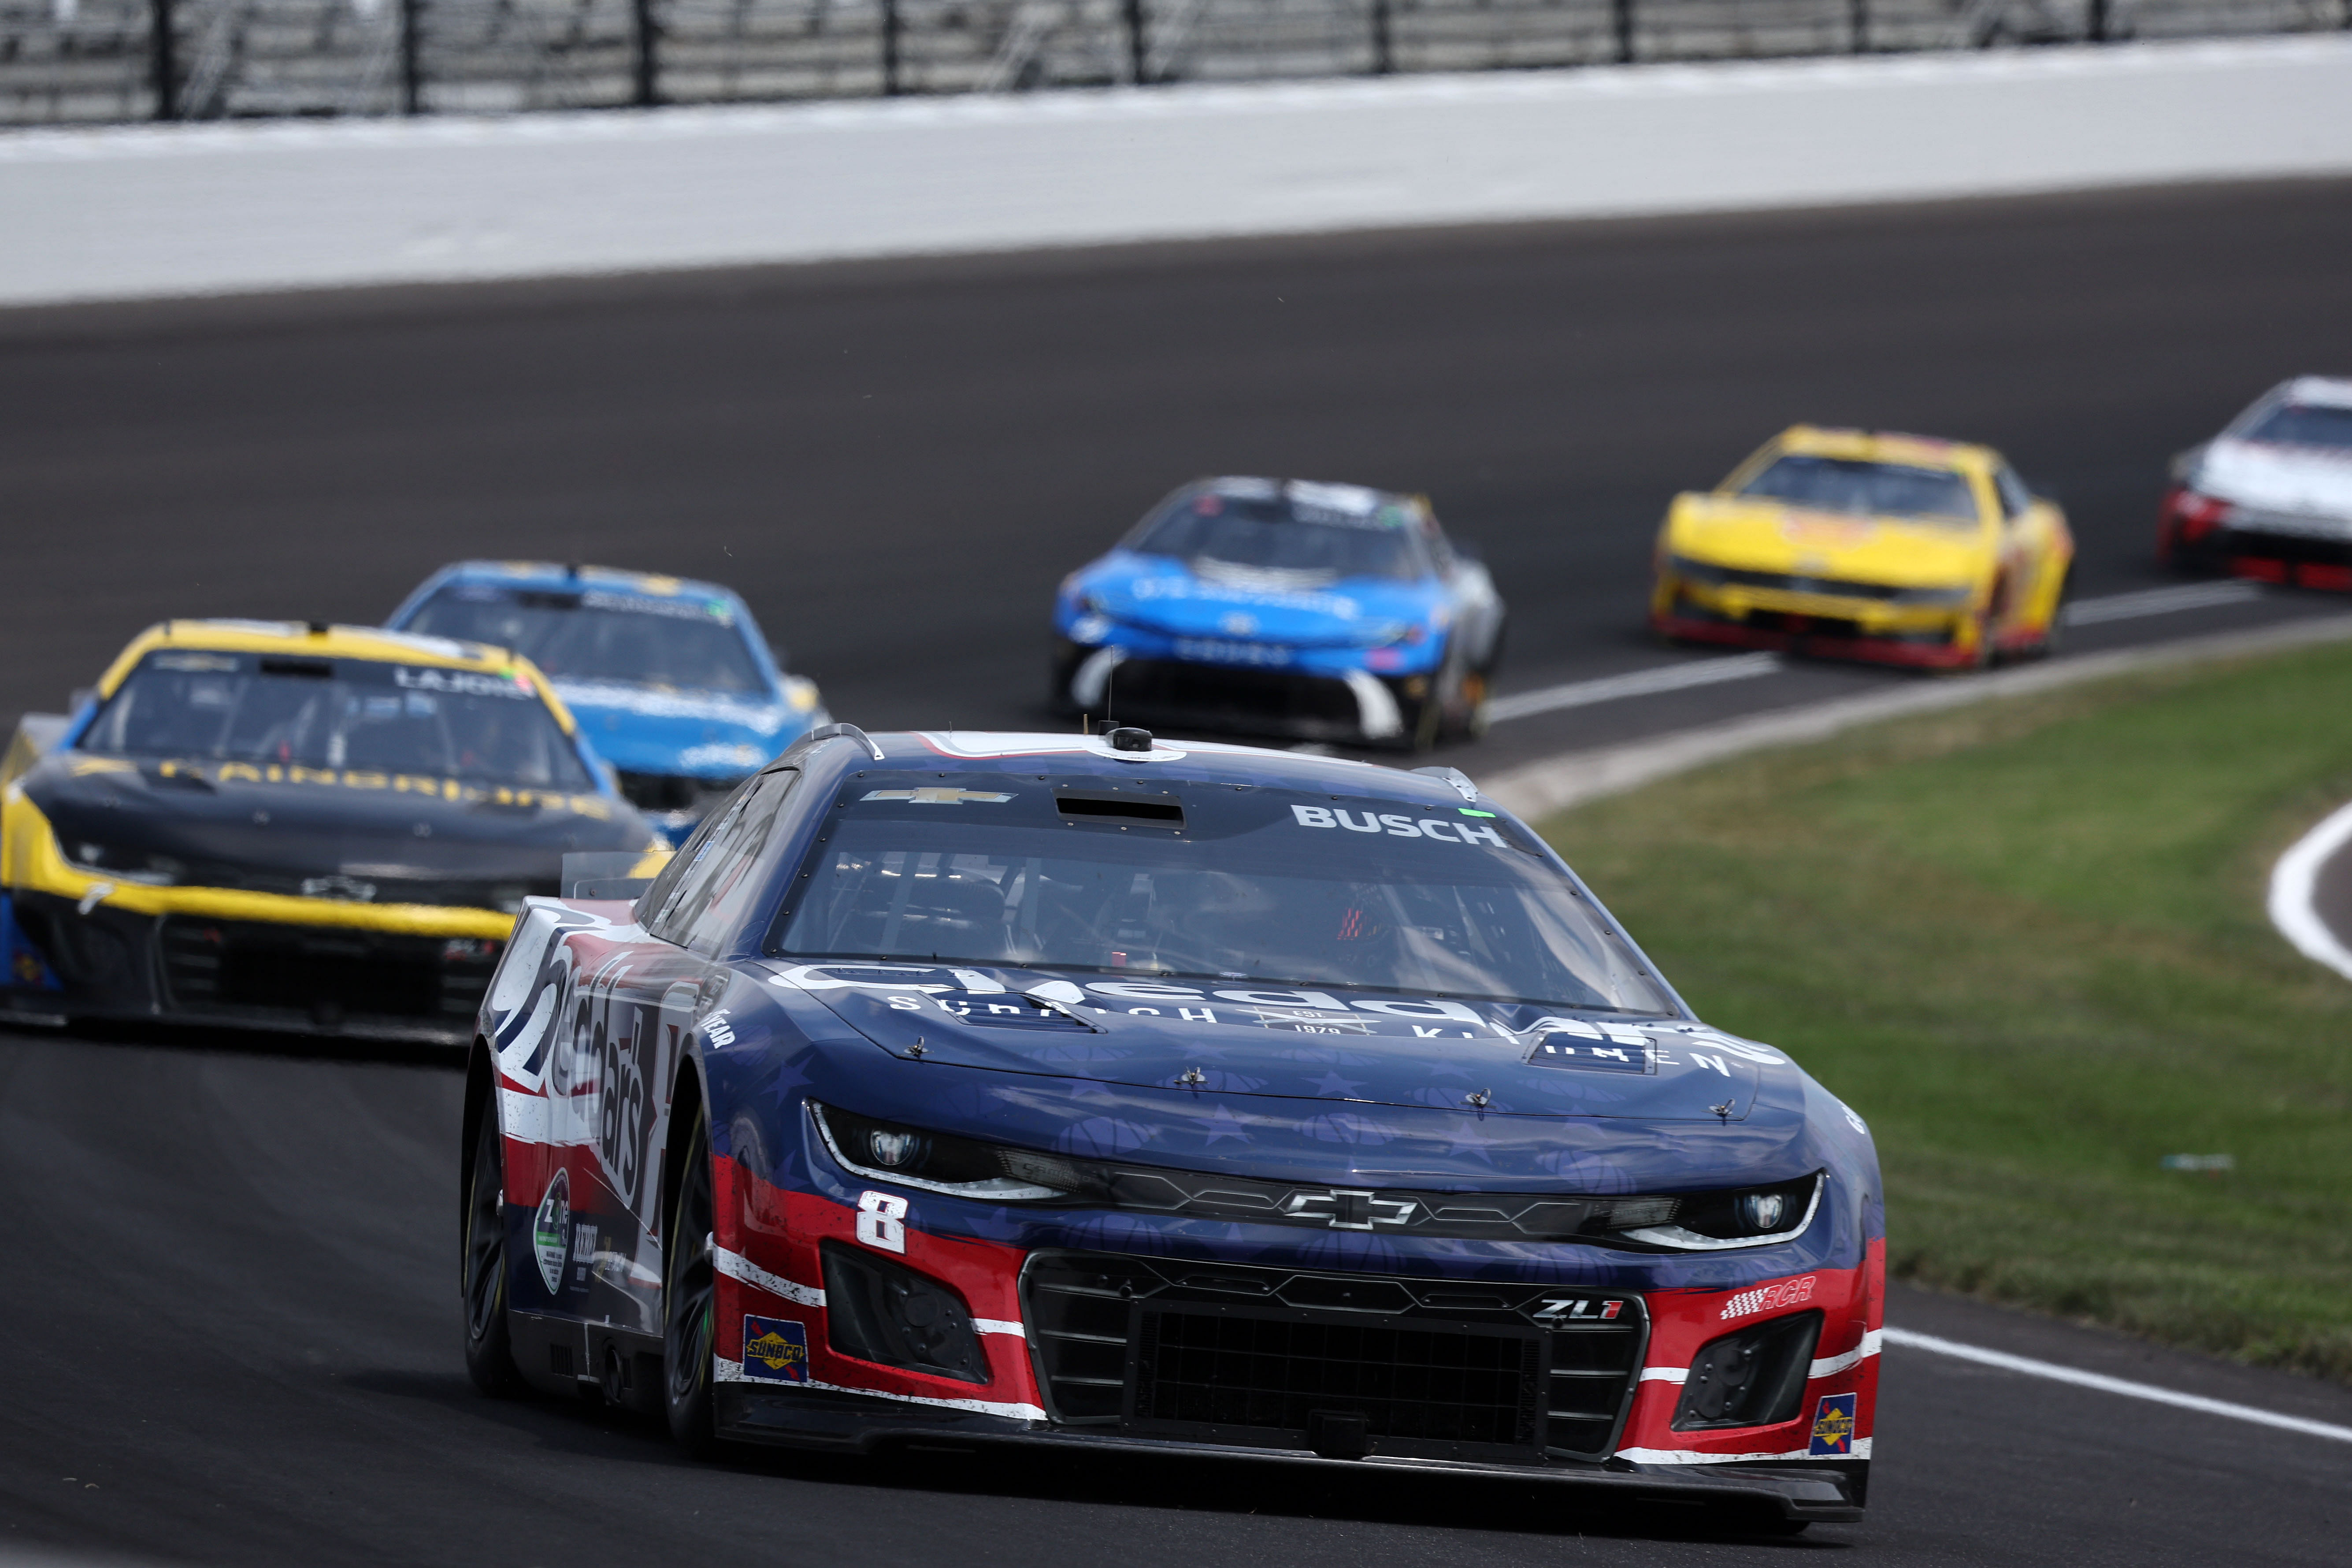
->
[771,775,1677,1015]
[402,585,770,694]
[1740,455,1981,526]
[2241,402,2352,451]
[82,650,596,790]
[1128,484,1430,583]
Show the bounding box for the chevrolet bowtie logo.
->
[1280,1189,1417,1231]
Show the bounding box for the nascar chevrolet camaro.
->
[1651,426,2073,668]
[0,620,658,1044]
[2159,376,2352,588]
[1052,478,1506,750]
[388,562,827,842]
[461,723,1881,1529]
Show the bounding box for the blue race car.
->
[1053,478,1506,751]
[388,563,826,842]
[463,726,1880,1529]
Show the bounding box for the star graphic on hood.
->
[1192,1105,1252,1146]
[1308,1071,1367,1097]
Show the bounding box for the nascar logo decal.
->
[741,1316,810,1383]
[1809,1392,1857,1456]
[1721,1274,1815,1320]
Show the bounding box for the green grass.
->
[1541,641,2352,1381]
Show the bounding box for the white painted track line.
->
[1484,585,2265,729]
[2061,581,2264,626]
[1885,1328,2352,1444]
[1487,652,1781,723]
[2267,798,2352,982]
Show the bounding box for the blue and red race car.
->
[1053,478,1505,750]
[462,725,1880,1530]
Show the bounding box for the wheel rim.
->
[666,1118,716,1408]
[463,1112,506,1345]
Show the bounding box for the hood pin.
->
[1465,1089,1492,1109]
[1710,1099,1735,1120]
[908,1038,926,1059]
[1177,1066,1206,1087]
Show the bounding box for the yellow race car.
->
[0,619,662,1044]
[1650,426,2074,669]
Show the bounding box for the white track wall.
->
[5,34,2352,306]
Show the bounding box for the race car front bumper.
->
[3,888,501,1044]
[686,1160,1881,1526]
[2162,510,2352,591]
[709,1381,1868,1523]
[1056,641,1425,744]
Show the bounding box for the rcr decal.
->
[1290,804,1505,846]
[856,1191,908,1253]
[1721,1275,1815,1320]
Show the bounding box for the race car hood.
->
[1666,493,1989,586]
[2193,438,2352,519]
[767,960,1787,1124]
[16,752,651,908]
[1077,552,1443,649]
[553,678,819,780]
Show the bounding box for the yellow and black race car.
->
[1650,426,2074,669]
[1,620,661,1044]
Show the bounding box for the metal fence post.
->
[399,0,423,114]
[1123,0,1147,83]
[881,0,900,95]
[151,0,177,120]
[632,0,658,104]
[2087,0,2107,41]
[1612,0,1633,65]
[1850,0,1867,52]
[1370,0,1391,74]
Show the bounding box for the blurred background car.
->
[1050,476,1505,751]
[2159,376,2352,589]
[1649,426,2073,669]
[387,562,826,842]
[0,619,659,1044]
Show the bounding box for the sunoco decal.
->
[741,1316,811,1383]
[532,1169,571,1295]
[1809,1392,1858,1456]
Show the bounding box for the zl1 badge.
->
[742,1316,810,1383]
[1808,1391,1857,1455]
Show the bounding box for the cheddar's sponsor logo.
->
[149,759,612,818]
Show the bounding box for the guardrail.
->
[1,0,2342,126]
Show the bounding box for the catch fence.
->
[3,0,2345,125]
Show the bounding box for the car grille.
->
[1684,563,1918,601]
[1109,659,1361,728]
[160,917,500,1023]
[1022,1251,1646,1462]
[2216,525,2352,566]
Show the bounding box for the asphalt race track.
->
[6,174,2352,1565]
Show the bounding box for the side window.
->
[1995,467,2033,521]
[651,769,801,954]
[633,785,747,933]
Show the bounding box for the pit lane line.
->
[1482,583,2271,728]
[1884,1328,2352,1444]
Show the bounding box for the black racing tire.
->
[662,1102,720,1456]
[461,1096,523,1397]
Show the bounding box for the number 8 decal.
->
[856,1190,908,1253]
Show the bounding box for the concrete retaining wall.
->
[5,34,2351,306]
